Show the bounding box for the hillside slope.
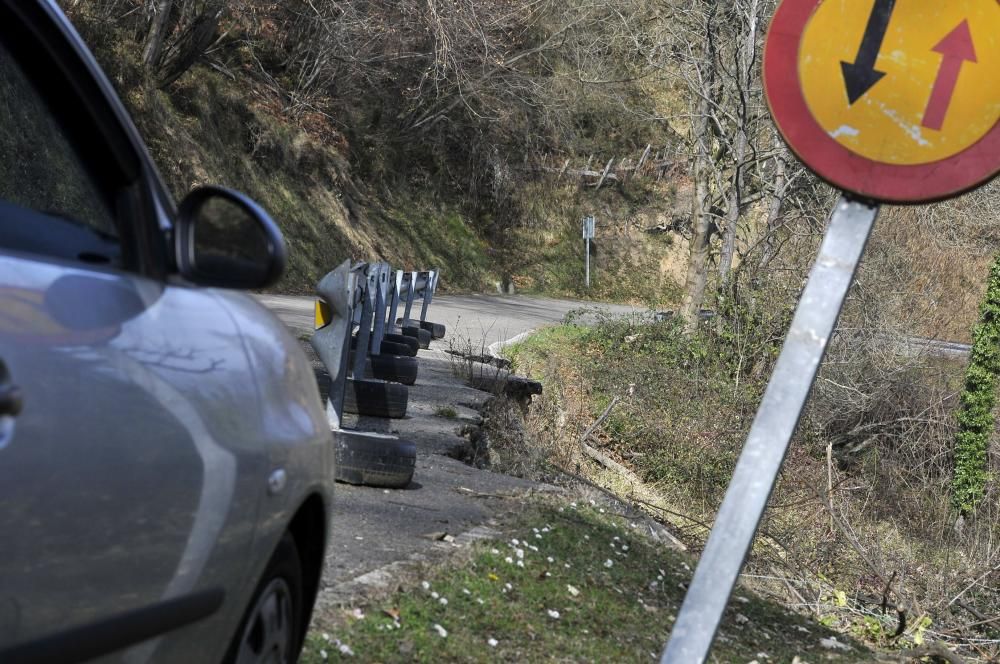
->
[64,1,688,303]
[62,1,997,336]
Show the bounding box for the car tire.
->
[368,354,418,386]
[343,378,409,418]
[420,321,446,339]
[401,326,432,349]
[224,532,304,664]
[335,430,416,488]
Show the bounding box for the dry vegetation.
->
[61,0,693,298]
[509,269,1000,660]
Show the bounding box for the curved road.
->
[257,292,972,359]
[256,292,644,349]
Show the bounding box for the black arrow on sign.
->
[840,0,896,104]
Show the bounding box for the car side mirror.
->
[174,186,286,289]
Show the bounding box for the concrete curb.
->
[487,328,536,359]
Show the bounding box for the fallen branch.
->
[581,441,632,476]
[579,396,620,443]
[895,643,966,664]
[938,601,1000,636]
[578,396,629,474]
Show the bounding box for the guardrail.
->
[311,260,448,489]
[391,269,446,341]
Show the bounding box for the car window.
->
[0,37,121,266]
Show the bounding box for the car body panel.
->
[0,0,334,661]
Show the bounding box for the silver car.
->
[0,2,333,662]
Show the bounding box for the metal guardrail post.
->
[311,260,356,429]
[352,265,378,379]
[387,270,403,331]
[403,270,418,321]
[418,269,437,322]
[370,262,391,356]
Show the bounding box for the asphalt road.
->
[255,292,643,350]
[258,292,974,357]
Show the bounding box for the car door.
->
[0,3,265,661]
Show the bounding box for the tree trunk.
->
[679,6,718,334]
[718,0,759,287]
[155,3,224,88]
[718,133,746,288]
[760,137,787,272]
[142,0,174,69]
[680,125,713,334]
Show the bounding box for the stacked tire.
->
[400,325,432,349]
[343,378,409,418]
[397,318,446,340]
[334,430,416,488]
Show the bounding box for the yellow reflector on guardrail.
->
[315,300,332,329]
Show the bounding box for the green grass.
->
[509,317,751,509]
[434,406,458,419]
[301,501,869,663]
[503,316,1000,661]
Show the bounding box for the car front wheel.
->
[228,532,304,664]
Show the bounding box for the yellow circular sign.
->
[799,0,1000,166]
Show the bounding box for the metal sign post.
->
[661,197,878,663]
[583,215,595,289]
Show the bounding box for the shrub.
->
[951,252,1000,515]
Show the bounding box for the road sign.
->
[582,215,595,239]
[763,0,1000,203]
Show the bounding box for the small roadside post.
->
[662,2,1000,662]
[582,215,595,289]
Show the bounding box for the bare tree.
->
[677,2,720,333]
[142,0,173,68]
[718,0,761,286]
[137,0,226,88]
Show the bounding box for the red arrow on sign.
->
[922,20,977,131]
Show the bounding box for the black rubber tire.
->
[347,352,419,386]
[351,337,419,357]
[352,336,416,357]
[420,321,447,339]
[378,339,417,357]
[343,378,409,418]
[223,532,305,664]
[382,333,420,355]
[401,326,432,349]
[335,430,416,488]
[368,354,418,386]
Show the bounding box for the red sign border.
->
[763,0,1000,204]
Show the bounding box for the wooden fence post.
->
[595,158,615,189]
